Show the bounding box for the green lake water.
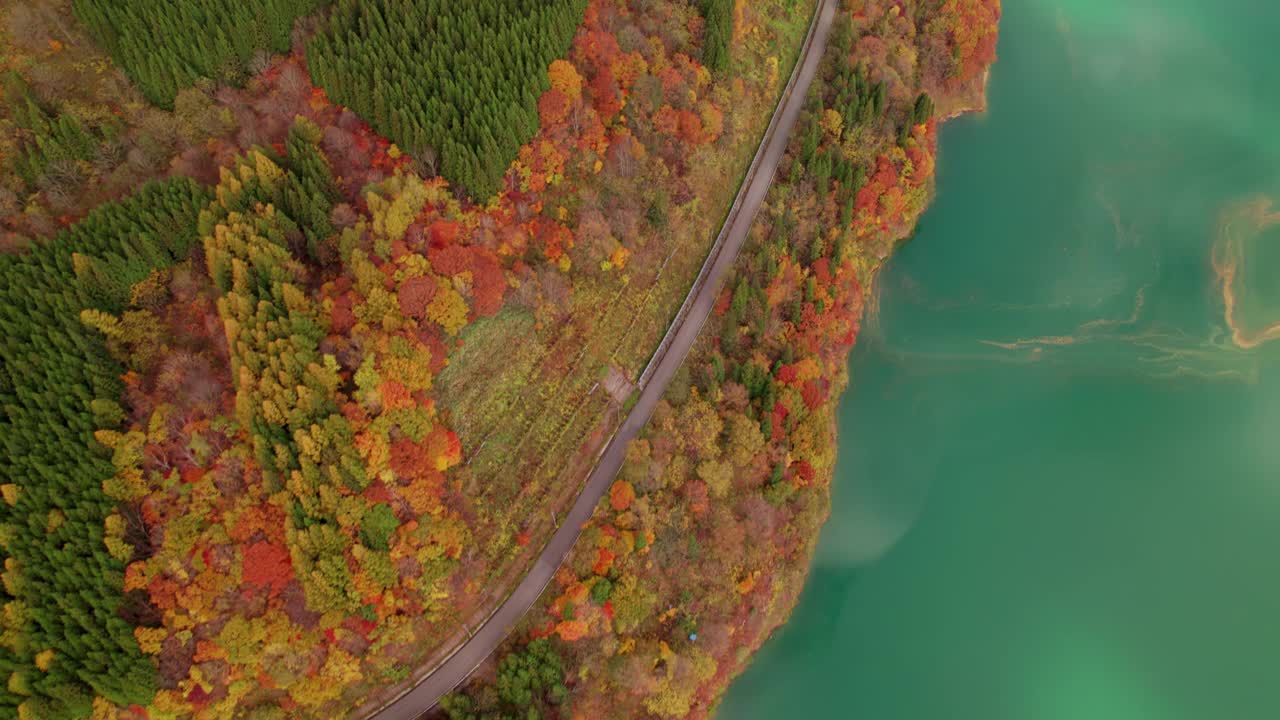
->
[720,1,1280,718]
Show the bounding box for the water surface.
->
[722,1,1280,717]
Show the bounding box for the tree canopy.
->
[307,0,588,201]
[71,0,328,108]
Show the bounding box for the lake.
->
[720,0,1280,718]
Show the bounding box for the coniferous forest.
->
[308,0,588,201]
[71,0,327,107]
[698,0,734,73]
[0,0,1000,717]
[0,179,209,718]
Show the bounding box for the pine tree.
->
[0,178,208,714]
[306,0,588,201]
[71,0,328,108]
[913,92,935,125]
[699,0,735,73]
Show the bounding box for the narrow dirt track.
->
[365,2,837,716]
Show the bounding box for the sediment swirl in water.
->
[862,191,1276,383]
[1212,196,1280,349]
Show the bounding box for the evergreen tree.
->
[699,0,735,74]
[2,71,113,195]
[307,0,588,201]
[912,92,935,125]
[71,0,328,108]
[199,147,367,612]
[0,178,209,716]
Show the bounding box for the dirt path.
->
[364,2,837,716]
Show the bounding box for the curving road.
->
[365,1,837,717]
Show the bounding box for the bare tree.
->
[38,158,84,212]
[235,122,267,150]
[93,138,126,177]
[329,202,359,230]
[126,145,154,174]
[512,266,541,311]
[277,63,309,106]
[154,352,225,419]
[23,63,64,106]
[336,109,361,131]
[411,144,439,177]
[322,125,354,156]
[538,264,572,319]
[248,50,275,79]
[608,133,639,177]
[214,85,241,108]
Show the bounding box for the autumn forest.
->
[0,0,999,719]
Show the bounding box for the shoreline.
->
[711,46,998,712]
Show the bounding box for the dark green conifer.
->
[0,178,209,714]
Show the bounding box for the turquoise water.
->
[721,1,1280,718]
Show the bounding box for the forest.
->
[0,0,852,716]
[71,0,327,108]
[0,180,209,718]
[438,0,1001,717]
[308,0,588,200]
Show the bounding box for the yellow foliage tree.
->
[134,627,167,655]
[425,285,469,336]
[547,59,584,104]
[820,108,844,140]
[367,174,429,242]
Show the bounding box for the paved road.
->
[366,2,836,717]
